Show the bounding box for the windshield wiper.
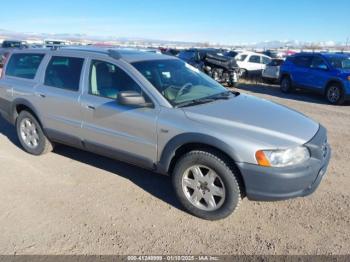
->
[175,98,216,108]
[210,91,232,99]
[175,91,237,108]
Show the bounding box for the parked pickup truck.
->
[0,47,331,220]
[0,40,28,67]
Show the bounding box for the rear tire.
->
[172,150,242,220]
[16,111,53,155]
[326,84,345,105]
[280,76,294,93]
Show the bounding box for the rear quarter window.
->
[6,53,44,79]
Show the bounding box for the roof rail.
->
[50,46,62,51]
[108,49,122,59]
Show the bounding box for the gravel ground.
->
[0,82,349,255]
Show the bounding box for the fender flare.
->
[324,78,344,93]
[11,98,41,125]
[157,133,241,174]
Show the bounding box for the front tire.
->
[326,84,345,105]
[172,150,242,220]
[280,76,293,93]
[16,111,53,155]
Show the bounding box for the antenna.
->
[108,49,122,59]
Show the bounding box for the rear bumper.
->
[237,125,331,201]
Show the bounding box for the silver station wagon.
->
[0,48,331,220]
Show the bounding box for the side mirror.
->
[117,91,151,107]
[317,64,328,70]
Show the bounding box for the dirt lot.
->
[0,83,349,255]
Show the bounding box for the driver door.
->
[80,58,159,169]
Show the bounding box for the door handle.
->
[86,105,96,110]
[35,92,46,98]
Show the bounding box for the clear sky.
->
[0,0,349,44]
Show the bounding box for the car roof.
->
[294,52,349,58]
[10,46,177,63]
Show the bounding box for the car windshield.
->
[132,59,231,106]
[326,56,350,69]
[235,54,247,61]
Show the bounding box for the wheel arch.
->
[11,99,42,126]
[158,133,246,195]
[279,72,292,82]
[324,79,344,94]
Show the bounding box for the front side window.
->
[326,56,350,69]
[6,53,44,79]
[89,60,141,99]
[44,56,84,91]
[132,59,229,106]
[249,55,261,63]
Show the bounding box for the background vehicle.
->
[161,48,180,56]
[235,51,272,78]
[44,39,68,48]
[280,53,350,104]
[0,40,28,67]
[177,48,239,86]
[263,50,285,59]
[262,58,285,83]
[0,48,331,220]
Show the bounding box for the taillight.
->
[0,52,9,78]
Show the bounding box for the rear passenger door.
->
[79,58,159,169]
[308,55,330,91]
[34,55,85,146]
[247,55,262,71]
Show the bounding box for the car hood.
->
[183,94,319,146]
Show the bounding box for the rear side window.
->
[293,56,312,68]
[44,56,84,91]
[6,53,44,79]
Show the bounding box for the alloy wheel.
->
[327,86,340,104]
[181,165,226,211]
[20,118,40,149]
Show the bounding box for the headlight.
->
[255,146,310,167]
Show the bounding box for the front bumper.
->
[237,125,331,201]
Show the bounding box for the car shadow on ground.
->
[235,82,350,106]
[0,117,184,212]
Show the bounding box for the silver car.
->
[0,48,331,220]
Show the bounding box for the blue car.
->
[280,53,350,104]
